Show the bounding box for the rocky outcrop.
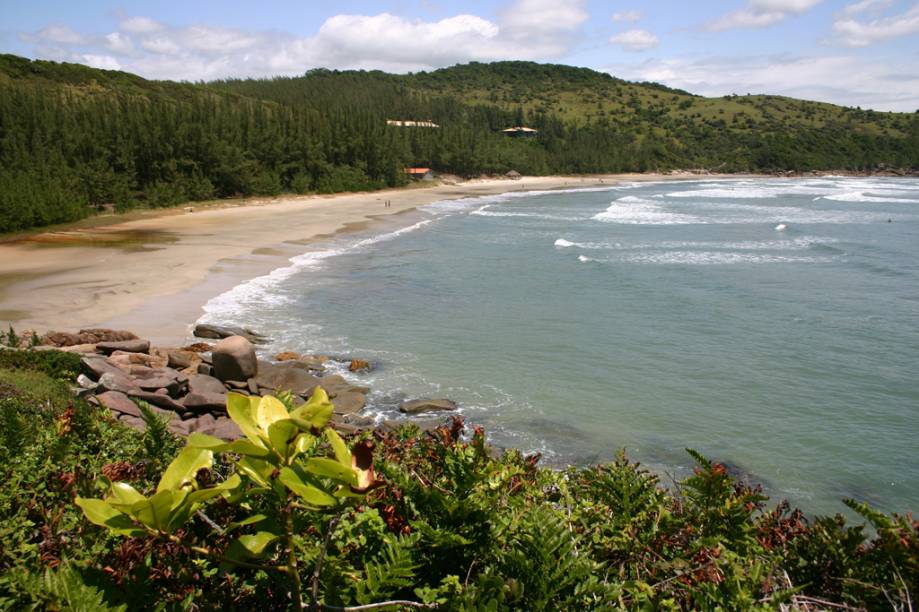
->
[274,351,300,361]
[43,328,137,347]
[97,339,151,355]
[349,358,371,372]
[254,361,319,396]
[212,336,258,382]
[399,399,458,414]
[193,323,268,345]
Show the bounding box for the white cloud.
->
[609,29,659,51]
[842,0,894,15]
[104,32,133,54]
[119,17,163,34]
[606,53,919,111]
[80,54,121,71]
[611,10,642,22]
[36,25,86,45]
[834,3,919,46]
[18,4,590,80]
[708,0,823,31]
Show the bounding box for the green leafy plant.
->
[75,388,397,609]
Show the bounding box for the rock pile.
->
[37,327,459,440]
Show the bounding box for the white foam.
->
[618,251,833,265]
[554,238,575,247]
[820,191,919,204]
[200,218,436,322]
[592,196,702,225]
[578,255,592,263]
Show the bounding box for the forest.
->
[1,54,918,233]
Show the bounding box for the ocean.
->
[200,176,919,515]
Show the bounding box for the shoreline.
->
[0,172,750,344]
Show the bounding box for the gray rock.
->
[182,391,227,413]
[193,324,268,344]
[97,339,151,355]
[212,336,258,382]
[120,415,147,432]
[332,392,367,415]
[97,391,142,418]
[197,363,214,376]
[399,398,458,415]
[190,412,217,433]
[188,374,226,395]
[81,356,124,380]
[126,389,184,412]
[166,349,196,370]
[98,371,140,394]
[255,362,320,396]
[211,416,243,440]
[76,374,98,390]
[167,419,194,437]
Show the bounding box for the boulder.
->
[190,413,217,433]
[81,356,123,380]
[197,363,214,376]
[125,390,184,412]
[57,344,98,354]
[332,392,366,415]
[349,358,371,372]
[274,351,300,361]
[399,398,457,415]
[254,361,320,396]
[109,351,155,368]
[98,371,140,395]
[166,349,198,370]
[298,355,329,371]
[76,374,98,390]
[212,336,258,382]
[183,342,214,353]
[194,324,268,345]
[188,374,227,395]
[96,391,142,418]
[167,419,195,437]
[42,331,83,347]
[97,339,151,355]
[182,392,228,413]
[211,417,243,441]
[77,328,138,344]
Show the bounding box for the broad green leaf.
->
[236,457,274,487]
[227,393,266,447]
[75,498,145,537]
[189,432,272,458]
[169,475,243,530]
[130,489,178,532]
[157,446,214,493]
[255,395,289,432]
[186,432,225,449]
[291,386,333,428]
[325,428,351,467]
[278,467,337,507]
[293,433,316,454]
[225,513,269,534]
[267,419,298,461]
[107,482,146,509]
[223,531,281,566]
[304,457,357,486]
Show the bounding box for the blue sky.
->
[2,1,918,111]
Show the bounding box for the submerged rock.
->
[399,398,457,415]
[349,358,372,372]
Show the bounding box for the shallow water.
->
[201,177,919,515]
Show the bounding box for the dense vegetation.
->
[1,54,918,233]
[0,348,916,610]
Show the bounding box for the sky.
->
[2,1,919,111]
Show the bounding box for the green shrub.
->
[0,348,82,380]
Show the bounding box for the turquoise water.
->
[202,177,919,515]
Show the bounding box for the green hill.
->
[1,54,917,233]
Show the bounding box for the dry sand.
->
[0,174,702,344]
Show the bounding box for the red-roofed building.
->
[404,167,435,181]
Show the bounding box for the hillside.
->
[1,54,918,233]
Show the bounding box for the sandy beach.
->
[0,173,704,344]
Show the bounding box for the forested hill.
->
[1,54,918,233]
